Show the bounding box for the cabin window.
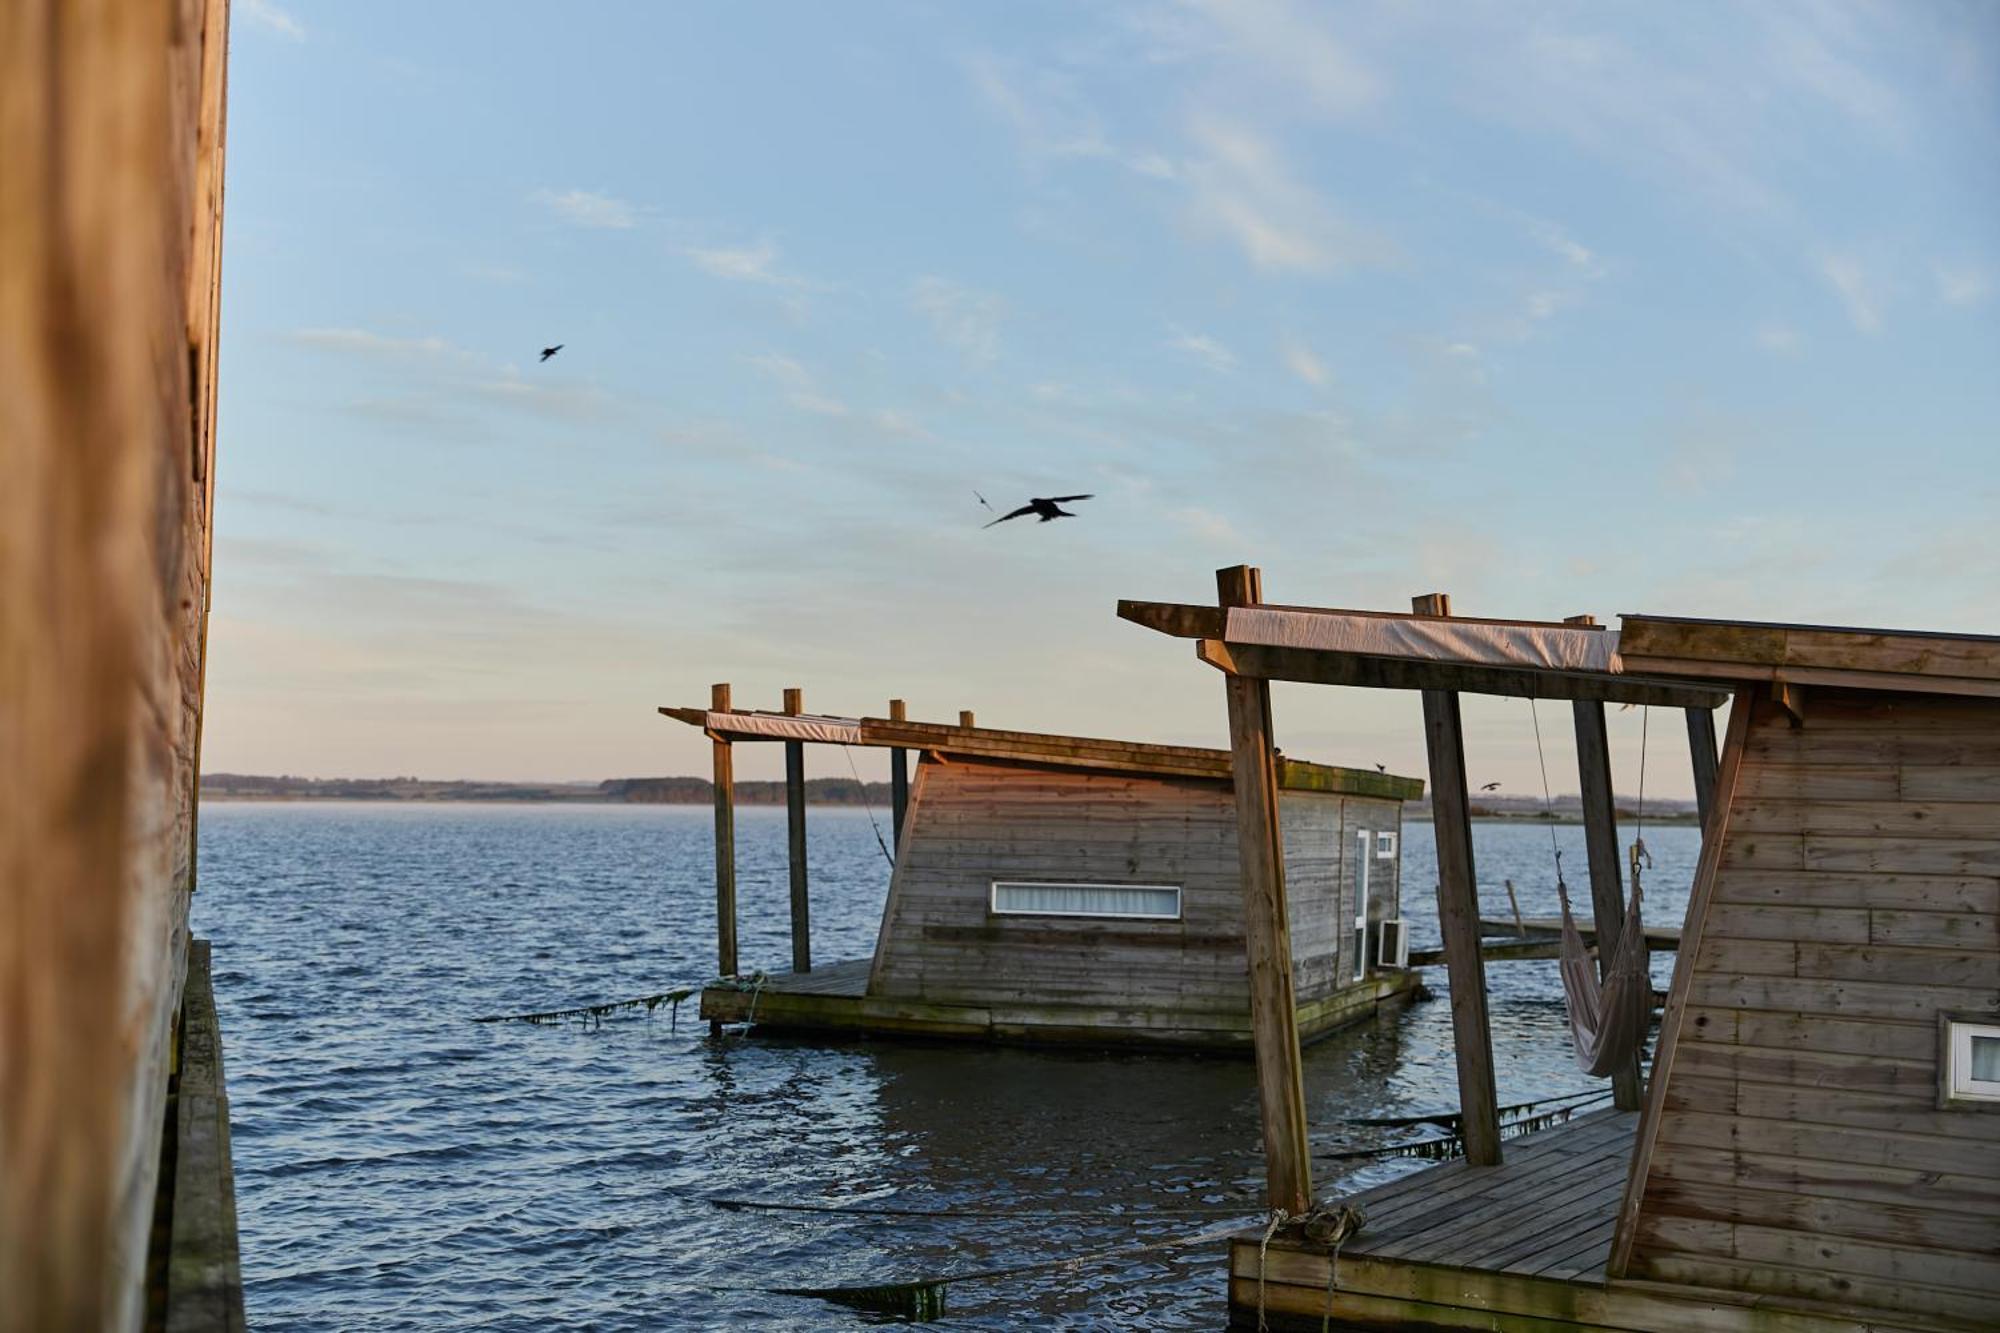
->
[990,882,1182,921]
[1375,831,1397,859]
[1941,1015,2000,1108]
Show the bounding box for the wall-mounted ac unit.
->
[1378,918,1410,969]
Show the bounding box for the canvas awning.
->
[701,712,865,745]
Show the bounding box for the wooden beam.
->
[710,684,737,1000]
[1414,592,1503,1167]
[1572,696,1644,1111]
[1192,640,1727,710]
[958,709,976,729]
[1685,706,1719,834]
[1608,686,1757,1278]
[888,699,909,847]
[1216,566,1313,1215]
[783,687,810,975]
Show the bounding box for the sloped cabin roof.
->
[657,704,1425,801]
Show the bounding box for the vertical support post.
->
[1216,565,1313,1215]
[1569,670,1644,1111]
[1686,707,1720,836]
[1415,592,1502,1166]
[710,683,737,996]
[888,698,909,847]
[784,687,811,975]
[958,709,976,729]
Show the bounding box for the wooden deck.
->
[699,958,1423,1052]
[1410,918,1682,967]
[1227,1108,1965,1332]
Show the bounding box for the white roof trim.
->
[704,712,866,744]
[1225,608,1623,675]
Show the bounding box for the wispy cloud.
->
[748,353,848,417]
[687,238,786,284]
[240,0,305,41]
[1166,325,1237,373]
[1181,116,1395,275]
[1818,250,1886,333]
[1178,0,1384,119]
[289,327,462,359]
[1281,337,1330,387]
[912,276,1005,363]
[1936,262,1992,307]
[966,54,1114,166]
[1756,322,1801,355]
[1168,505,1245,546]
[534,188,639,230]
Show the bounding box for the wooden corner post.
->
[784,687,811,974]
[1686,707,1719,836]
[710,684,738,1001]
[888,699,910,846]
[1415,592,1502,1165]
[1216,566,1313,1215]
[1566,650,1644,1111]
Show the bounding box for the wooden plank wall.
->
[1,2,230,1330]
[1627,690,2000,1322]
[871,759,1378,1014]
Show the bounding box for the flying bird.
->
[975,490,997,515]
[1374,763,1387,773]
[539,344,564,362]
[1480,781,1503,791]
[983,494,1094,528]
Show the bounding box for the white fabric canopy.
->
[704,712,865,744]
[1225,608,1623,675]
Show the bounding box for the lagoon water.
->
[196,803,1698,1331]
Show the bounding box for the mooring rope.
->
[471,986,699,1029]
[1255,1208,1290,1333]
[708,1195,1256,1220]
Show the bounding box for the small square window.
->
[1940,1014,2000,1109]
[1375,831,1397,859]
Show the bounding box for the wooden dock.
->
[1409,917,1682,967]
[699,958,1423,1051]
[1229,1108,1957,1332]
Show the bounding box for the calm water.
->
[196,803,1699,1331]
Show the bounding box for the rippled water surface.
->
[197,803,1700,1330]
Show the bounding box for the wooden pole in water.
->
[784,687,811,974]
[711,683,738,1012]
[1415,592,1503,1166]
[1686,707,1720,836]
[888,699,910,848]
[1564,624,1643,1112]
[1215,565,1313,1215]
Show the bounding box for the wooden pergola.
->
[1119,567,1732,1214]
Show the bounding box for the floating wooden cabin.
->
[1123,568,2000,1331]
[661,688,1426,1050]
[3,4,241,1330]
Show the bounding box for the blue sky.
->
[210,1,1999,794]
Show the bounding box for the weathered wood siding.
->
[869,757,1401,1016]
[1,3,229,1330]
[1627,690,2000,1321]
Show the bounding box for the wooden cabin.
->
[3,4,241,1330]
[1122,568,2000,1332]
[660,689,1425,1050]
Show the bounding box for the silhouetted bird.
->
[1480,781,1502,791]
[983,494,1094,528]
[975,490,997,514]
[540,344,564,362]
[1375,763,1387,773]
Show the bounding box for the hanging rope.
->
[472,985,699,1029]
[1527,698,1567,893]
[840,743,896,868]
[1630,707,1653,893]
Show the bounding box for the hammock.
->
[1555,880,1651,1077]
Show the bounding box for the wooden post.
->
[1415,592,1503,1166]
[710,684,737,1004]
[784,687,811,974]
[1686,707,1719,835]
[888,699,910,847]
[958,709,976,729]
[1216,566,1313,1215]
[1570,691,1644,1111]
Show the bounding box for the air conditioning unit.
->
[1377,918,1411,969]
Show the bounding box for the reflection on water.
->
[197,803,1698,1330]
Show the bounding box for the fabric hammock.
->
[1555,880,1651,1077]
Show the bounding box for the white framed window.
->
[990,881,1182,921]
[1375,831,1398,859]
[1941,1014,2000,1108]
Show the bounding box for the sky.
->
[208,0,2000,796]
